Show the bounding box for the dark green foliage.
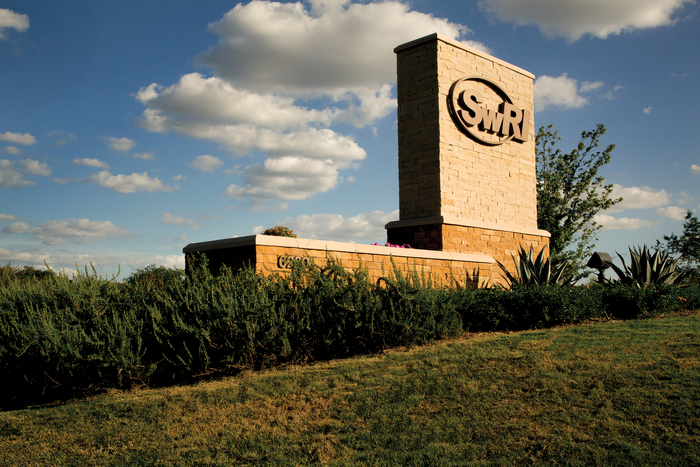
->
[495,245,574,287]
[1,255,697,408]
[0,262,55,286]
[603,245,691,288]
[536,124,622,279]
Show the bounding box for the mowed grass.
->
[1,312,699,466]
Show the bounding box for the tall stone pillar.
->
[386,33,550,270]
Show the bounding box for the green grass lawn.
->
[1,312,699,466]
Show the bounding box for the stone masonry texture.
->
[396,34,538,229]
[187,245,492,289]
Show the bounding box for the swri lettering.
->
[448,76,530,146]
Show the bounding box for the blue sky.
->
[1,0,698,279]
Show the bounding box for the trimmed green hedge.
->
[1,257,697,408]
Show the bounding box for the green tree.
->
[536,124,622,279]
[658,210,700,272]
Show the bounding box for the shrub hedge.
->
[1,256,697,408]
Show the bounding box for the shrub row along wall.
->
[1,259,699,409]
[184,235,495,288]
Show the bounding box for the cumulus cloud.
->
[0,214,18,221]
[18,159,51,176]
[3,221,32,234]
[103,136,137,151]
[534,74,589,111]
[478,0,694,41]
[691,164,700,174]
[593,214,655,231]
[2,218,134,245]
[47,130,77,147]
[83,170,178,193]
[0,131,36,145]
[137,0,483,205]
[162,213,200,229]
[226,157,342,206]
[0,159,51,187]
[280,209,400,242]
[0,9,29,39]
[656,206,688,220]
[3,146,19,155]
[73,158,110,169]
[607,184,671,212]
[643,106,653,114]
[191,154,224,172]
[196,0,483,95]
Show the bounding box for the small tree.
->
[536,124,622,279]
[658,210,700,274]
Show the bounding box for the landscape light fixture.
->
[586,252,613,283]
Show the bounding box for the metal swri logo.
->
[448,76,530,146]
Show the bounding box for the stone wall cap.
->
[385,216,551,238]
[394,33,535,79]
[184,235,495,263]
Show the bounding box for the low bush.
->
[0,255,697,408]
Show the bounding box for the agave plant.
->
[604,245,691,288]
[496,245,573,288]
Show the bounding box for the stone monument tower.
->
[386,33,550,267]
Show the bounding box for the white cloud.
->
[18,159,51,176]
[73,158,110,170]
[103,136,137,151]
[593,214,655,231]
[607,184,672,212]
[137,0,485,205]
[534,74,588,111]
[83,170,178,193]
[0,131,36,145]
[3,146,19,155]
[478,0,694,41]
[579,81,604,93]
[3,221,32,234]
[3,218,134,245]
[162,213,200,229]
[0,159,51,187]
[52,177,71,184]
[656,206,688,220]
[226,157,343,206]
[191,154,224,172]
[47,130,76,147]
[133,151,157,161]
[0,214,18,221]
[601,85,624,100]
[124,255,185,271]
[196,0,483,95]
[0,9,29,39]
[281,209,399,242]
[691,164,700,174]
[643,106,653,114]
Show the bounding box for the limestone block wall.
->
[395,34,538,230]
[386,217,550,285]
[184,235,495,288]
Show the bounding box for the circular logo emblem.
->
[448,76,530,146]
